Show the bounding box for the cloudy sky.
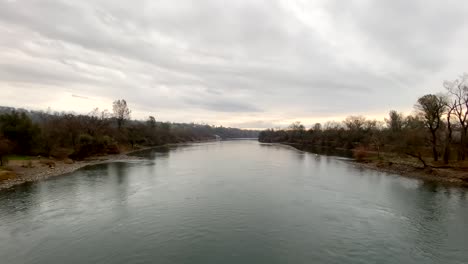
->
[1,0,468,129]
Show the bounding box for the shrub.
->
[78,134,94,145]
[353,146,369,162]
[50,147,73,160]
[106,144,120,154]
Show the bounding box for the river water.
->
[0,140,467,264]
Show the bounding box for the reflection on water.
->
[0,140,467,264]
[266,143,354,158]
[129,145,171,159]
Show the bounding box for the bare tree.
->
[312,123,322,132]
[443,100,456,164]
[367,121,384,158]
[288,121,305,141]
[385,110,404,132]
[62,113,82,148]
[344,115,366,131]
[444,74,468,160]
[288,121,305,131]
[87,108,110,136]
[112,99,131,129]
[147,116,156,129]
[415,94,447,162]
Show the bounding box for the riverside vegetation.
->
[0,99,258,186]
[259,74,468,185]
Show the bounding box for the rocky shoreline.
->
[0,152,144,191]
[0,140,218,191]
[350,161,468,187]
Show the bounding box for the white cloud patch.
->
[1,0,468,128]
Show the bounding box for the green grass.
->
[5,155,32,161]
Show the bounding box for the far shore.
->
[3,140,468,191]
[273,142,468,187]
[0,141,215,191]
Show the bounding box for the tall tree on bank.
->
[0,136,12,166]
[444,74,468,160]
[0,112,40,154]
[443,100,456,164]
[112,99,131,130]
[386,110,404,133]
[415,94,447,162]
[288,121,305,141]
[147,116,156,129]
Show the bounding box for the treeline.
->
[259,74,468,167]
[0,100,258,163]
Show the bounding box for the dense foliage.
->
[0,101,258,162]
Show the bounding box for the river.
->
[0,140,467,264]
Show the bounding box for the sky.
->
[1,0,468,129]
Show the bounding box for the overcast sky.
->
[1,0,468,129]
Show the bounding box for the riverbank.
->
[0,140,222,191]
[273,142,468,187]
[0,140,267,191]
[351,160,468,187]
[0,151,143,191]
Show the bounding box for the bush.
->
[353,146,369,162]
[70,134,96,160]
[50,147,73,160]
[78,134,94,145]
[100,135,113,145]
[106,144,120,154]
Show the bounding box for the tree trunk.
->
[431,130,438,162]
[461,129,467,160]
[432,145,438,162]
[444,112,453,164]
[406,152,427,168]
[117,119,122,130]
[443,145,450,164]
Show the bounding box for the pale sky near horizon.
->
[1,0,468,129]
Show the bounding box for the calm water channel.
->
[0,140,467,264]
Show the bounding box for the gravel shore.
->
[0,153,143,191]
[0,141,215,191]
[351,160,468,187]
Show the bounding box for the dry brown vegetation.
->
[259,74,468,182]
[0,167,16,182]
[0,100,259,166]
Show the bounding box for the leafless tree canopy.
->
[444,74,468,160]
[112,99,131,129]
[415,94,447,161]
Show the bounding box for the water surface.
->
[0,140,467,264]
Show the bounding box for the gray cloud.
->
[72,94,89,99]
[184,96,262,113]
[324,0,467,71]
[1,0,468,128]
